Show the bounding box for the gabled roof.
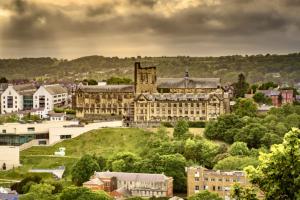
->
[83,178,104,185]
[258,90,280,96]
[12,84,37,95]
[78,85,134,93]
[43,84,67,95]
[157,78,220,89]
[95,171,171,183]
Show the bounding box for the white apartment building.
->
[33,84,68,116]
[1,84,36,114]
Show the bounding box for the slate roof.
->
[44,84,67,95]
[135,93,222,101]
[258,90,280,96]
[157,78,220,89]
[78,85,134,93]
[13,84,37,95]
[0,193,18,200]
[95,171,170,182]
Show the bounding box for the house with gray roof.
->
[33,84,68,117]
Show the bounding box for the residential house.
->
[257,90,281,107]
[280,89,294,104]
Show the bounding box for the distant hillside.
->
[1,53,300,85]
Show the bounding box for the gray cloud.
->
[0,0,300,58]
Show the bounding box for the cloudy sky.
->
[0,0,300,58]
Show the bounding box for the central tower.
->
[134,62,157,93]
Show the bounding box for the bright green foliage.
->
[214,156,259,170]
[204,114,245,143]
[20,183,57,200]
[184,138,220,168]
[245,128,300,200]
[231,184,259,200]
[233,98,258,117]
[233,73,249,98]
[173,119,189,139]
[284,113,300,129]
[71,154,100,186]
[253,92,272,105]
[106,152,141,172]
[106,76,132,84]
[22,114,41,122]
[234,123,267,148]
[228,142,250,156]
[138,153,187,192]
[60,186,111,200]
[188,190,223,200]
[11,175,42,194]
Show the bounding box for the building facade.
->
[1,84,36,114]
[33,84,68,116]
[74,62,229,123]
[83,171,173,198]
[187,166,249,199]
[257,89,294,107]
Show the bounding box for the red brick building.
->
[83,171,173,198]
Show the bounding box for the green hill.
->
[1,53,300,84]
[0,128,153,181]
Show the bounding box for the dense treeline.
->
[205,100,300,148]
[1,53,300,84]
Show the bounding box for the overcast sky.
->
[0,0,300,58]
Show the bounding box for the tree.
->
[92,155,107,171]
[83,79,98,85]
[138,153,187,193]
[214,156,259,170]
[184,138,220,168]
[0,77,8,83]
[11,175,42,194]
[60,186,111,200]
[71,154,100,186]
[234,123,267,148]
[204,114,245,143]
[106,152,141,172]
[233,73,249,98]
[259,81,278,90]
[233,98,258,117]
[173,119,189,139]
[228,142,250,156]
[245,128,300,199]
[231,184,259,200]
[20,183,57,200]
[188,190,223,200]
[253,92,272,105]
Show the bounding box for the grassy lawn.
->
[22,128,153,157]
[0,128,155,184]
[146,127,204,137]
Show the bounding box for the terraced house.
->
[74,62,230,124]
